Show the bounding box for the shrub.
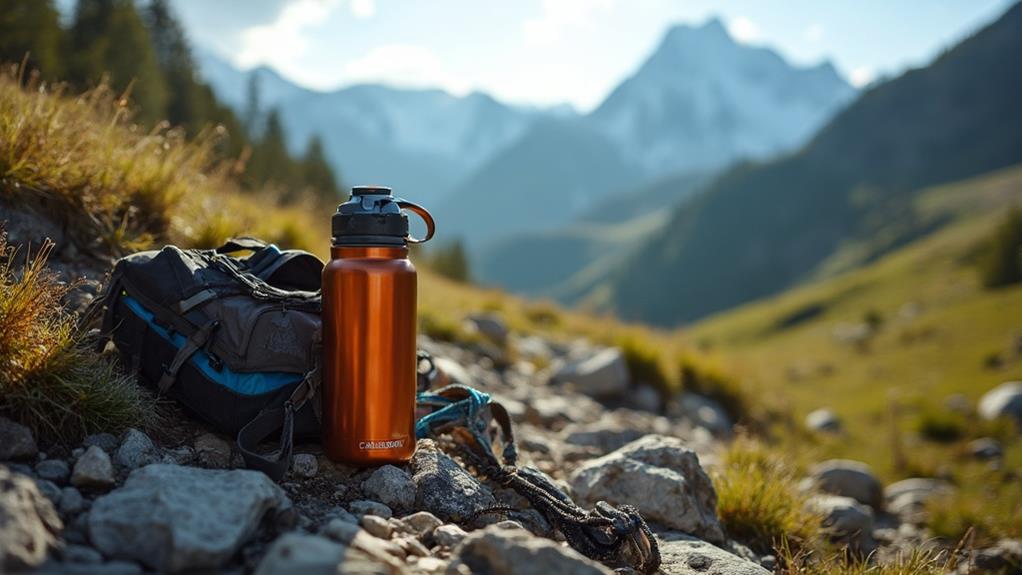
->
[777,542,952,575]
[913,409,966,443]
[926,480,1022,548]
[616,335,670,392]
[0,234,156,444]
[713,437,821,555]
[678,353,748,422]
[978,207,1022,288]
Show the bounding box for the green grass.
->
[713,436,822,555]
[689,165,1022,544]
[0,234,156,443]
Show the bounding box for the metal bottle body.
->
[321,245,417,464]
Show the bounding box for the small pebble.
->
[291,453,319,478]
[36,459,71,484]
[361,514,394,539]
[349,499,393,519]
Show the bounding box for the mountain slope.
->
[196,51,551,204]
[609,2,1022,326]
[590,18,854,177]
[439,17,853,254]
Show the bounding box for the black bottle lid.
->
[332,186,435,247]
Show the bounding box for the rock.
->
[434,524,468,547]
[35,459,71,484]
[464,313,510,346]
[71,446,116,490]
[978,381,1022,422]
[255,532,403,575]
[968,437,1003,460]
[525,394,603,428]
[570,435,724,544]
[396,535,430,557]
[676,393,733,437]
[193,433,232,469]
[884,478,953,523]
[410,440,496,523]
[804,459,883,510]
[435,357,472,386]
[363,465,416,510]
[807,495,876,554]
[0,465,62,570]
[447,525,613,575]
[291,453,319,478]
[416,556,447,573]
[632,384,663,412]
[970,538,1022,573]
[551,348,629,397]
[400,511,443,539]
[88,463,291,572]
[59,486,87,515]
[657,534,770,575]
[62,544,103,564]
[0,417,38,461]
[35,479,62,505]
[564,422,641,455]
[350,499,393,519]
[322,517,362,542]
[362,514,394,539]
[114,429,159,470]
[806,408,842,433]
[38,559,145,575]
[82,433,119,454]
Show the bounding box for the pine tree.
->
[429,240,471,283]
[980,208,1022,288]
[69,0,168,125]
[144,0,207,131]
[244,73,262,135]
[301,135,342,202]
[248,108,296,192]
[0,0,64,79]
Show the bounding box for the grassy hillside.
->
[688,165,1022,542]
[610,2,1022,325]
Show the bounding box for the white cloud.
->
[236,0,340,68]
[343,44,469,93]
[522,0,616,47]
[727,16,761,44]
[349,0,375,19]
[849,66,875,87]
[805,23,825,43]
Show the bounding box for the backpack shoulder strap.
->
[236,364,318,481]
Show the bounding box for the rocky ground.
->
[2,248,1021,573]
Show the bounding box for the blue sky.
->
[167,0,1013,111]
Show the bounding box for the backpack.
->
[98,238,324,480]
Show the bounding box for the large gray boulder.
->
[447,525,613,575]
[88,464,291,572]
[657,534,770,575]
[551,348,630,397]
[0,466,62,571]
[0,417,37,461]
[675,393,733,437]
[803,459,883,511]
[807,495,876,554]
[569,435,724,544]
[978,381,1022,423]
[255,532,405,575]
[410,440,496,523]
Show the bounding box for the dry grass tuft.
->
[777,542,954,575]
[0,232,156,443]
[713,436,822,555]
[0,66,325,256]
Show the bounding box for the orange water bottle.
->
[321,186,435,464]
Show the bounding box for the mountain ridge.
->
[606,2,1022,326]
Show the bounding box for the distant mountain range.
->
[437,19,854,246]
[196,50,560,205]
[195,18,854,245]
[604,1,1022,325]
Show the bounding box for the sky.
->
[165,0,1013,112]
